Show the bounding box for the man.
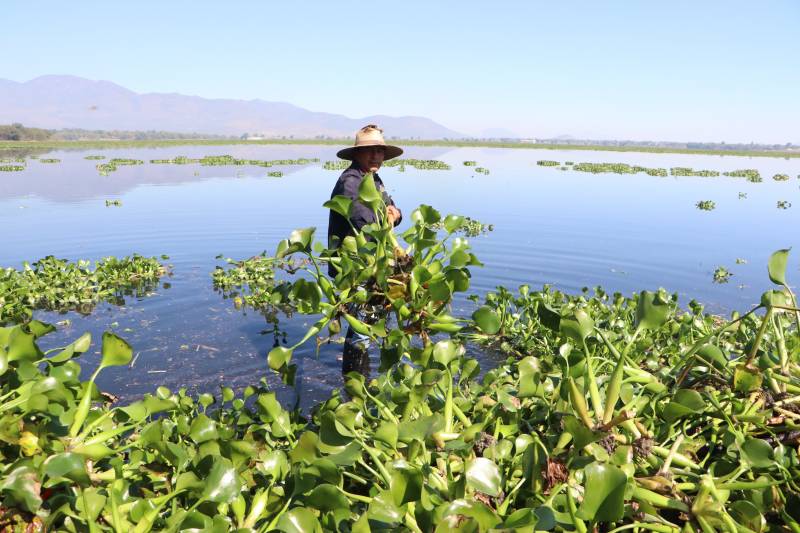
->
[327,124,403,375]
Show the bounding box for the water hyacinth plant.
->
[0,255,169,324]
[696,200,716,211]
[713,266,732,284]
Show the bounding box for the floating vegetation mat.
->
[38,158,60,164]
[429,215,494,237]
[384,158,450,170]
[670,167,720,177]
[96,158,144,175]
[724,169,762,182]
[0,254,169,324]
[323,160,351,170]
[572,162,668,176]
[713,265,732,283]
[0,164,25,172]
[777,200,792,209]
[773,174,790,181]
[150,155,318,168]
[696,200,716,211]
[474,167,490,175]
[323,159,450,171]
[83,155,106,160]
[1,179,800,530]
[537,160,560,166]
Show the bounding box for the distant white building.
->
[520,139,537,144]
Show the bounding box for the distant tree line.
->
[0,123,52,141]
[52,129,237,141]
[524,137,797,152]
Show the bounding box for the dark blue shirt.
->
[327,164,401,274]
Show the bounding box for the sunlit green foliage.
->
[0,164,25,172]
[0,255,169,324]
[150,155,318,168]
[430,216,494,237]
[537,160,560,166]
[96,158,144,175]
[696,200,716,211]
[322,160,351,170]
[723,169,762,182]
[267,171,283,177]
[713,265,732,283]
[104,200,122,207]
[383,158,450,170]
[463,160,477,166]
[773,174,790,181]
[474,167,490,175]
[670,167,720,177]
[572,162,667,176]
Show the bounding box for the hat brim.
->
[337,143,403,161]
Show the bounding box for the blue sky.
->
[2,1,798,142]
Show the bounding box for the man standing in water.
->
[327,125,403,375]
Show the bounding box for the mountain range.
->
[0,75,465,139]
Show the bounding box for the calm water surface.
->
[2,144,799,406]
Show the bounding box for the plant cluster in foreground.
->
[1,178,798,531]
[0,255,169,324]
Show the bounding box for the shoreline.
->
[2,138,799,158]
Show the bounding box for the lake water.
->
[2,144,799,405]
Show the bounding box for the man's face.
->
[353,145,385,173]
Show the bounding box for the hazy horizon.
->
[2,1,799,143]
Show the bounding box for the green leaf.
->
[79,487,106,522]
[390,462,423,505]
[432,339,463,366]
[275,507,321,533]
[767,248,790,286]
[189,413,219,444]
[305,484,350,512]
[635,290,671,331]
[289,227,315,250]
[99,332,133,369]
[410,204,441,225]
[44,452,90,485]
[357,173,382,208]
[577,462,627,522]
[6,327,41,362]
[563,415,602,449]
[559,308,593,343]
[443,215,465,233]
[268,346,293,371]
[49,332,92,363]
[465,457,502,497]
[741,438,774,469]
[367,490,403,524]
[472,306,501,334]
[202,458,242,503]
[733,364,763,393]
[27,320,55,338]
[0,466,42,513]
[323,195,353,218]
[441,499,501,531]
[662,389,706,422]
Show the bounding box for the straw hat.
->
[337,124,403,161]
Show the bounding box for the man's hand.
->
[386,205,401,226]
